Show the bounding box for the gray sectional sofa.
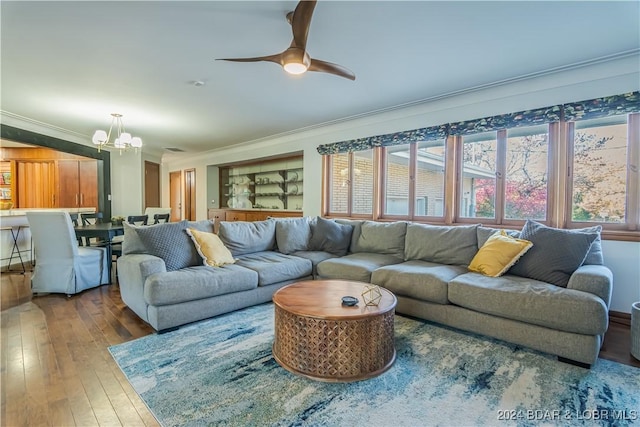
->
[117,216,612,367]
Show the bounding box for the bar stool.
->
[1,226,25,273]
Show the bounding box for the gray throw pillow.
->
[121,221,148,255]
[357,221,407,258]
[218,220,276,256]
[405,223,479,266]
[308,217,354,256]
[509,220,599,287]
[577,225,604,265]
[275,217,311,255]
[335,218,363,253]
[135,220,202,271]
[477,226,520,248]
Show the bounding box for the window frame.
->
[379,141,448,222]
[565,112,640,233]
[323,149,376,219]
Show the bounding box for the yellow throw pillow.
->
[186,228,235,267]
[468,230,533,277]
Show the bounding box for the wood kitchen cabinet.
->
[57,160,98,209]
[16,161,56,208]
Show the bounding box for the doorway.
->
[184,168,196,221]
[144,161,160,209]
[169,171,181,222]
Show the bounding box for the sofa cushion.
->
[235,251,312,286]
[468,230,533,277]
[405,223,479,266]
[218,220,276,256]
[144,264,258,306]
[186,228,235,267]
[356,221,407,258]
[122,219,214,256]
[335,219,363,253]
[308,217,353,256]
[477,226,519,248]
[371,260,467,305]
[509,220,599,287]
[291,250,338,277]
[275,217,311,254]
[316,253,403,283]
[448,272,608,335]
[135,220,202,271]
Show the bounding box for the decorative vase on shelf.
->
[632,302,640,361]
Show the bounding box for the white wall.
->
[161,54,640,313]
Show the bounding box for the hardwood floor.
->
[1,271,638,426]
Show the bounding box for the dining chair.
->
[69,213,83,246]
[26,211,109,296]
[153,213,170,224]
[127,215,148,226]
[80,212,105,246]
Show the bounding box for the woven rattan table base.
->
[272,304,396,382]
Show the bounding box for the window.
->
[458,125,550,224]
[321,92,639,238]
[415,140,446,218]
[568,113,639,230]
[459,131,498,219]
[382,139,446,219]
[505,125,549,221]
[352,151,374,215]
[326,150,374,217]
[384,145,410,216]
[328,153,349,214]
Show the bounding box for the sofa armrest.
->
[567,264,613,309]
[117,254,167,323]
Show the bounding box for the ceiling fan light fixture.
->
[283,61,308,75]
[282,48,310,75]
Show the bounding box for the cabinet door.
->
[16,161,56,208]
[57,160,80,207]
[78,160,98,209]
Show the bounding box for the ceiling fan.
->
[217,0,355,81]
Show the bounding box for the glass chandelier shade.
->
[92,113,142,153]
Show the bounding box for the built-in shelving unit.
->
[0,161,15,207]
[219,156,303,212]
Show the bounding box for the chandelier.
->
[92,113,142,153]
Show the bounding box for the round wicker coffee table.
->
[272,280,397,382]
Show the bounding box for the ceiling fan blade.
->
[291,0,316,50]
[308,58,356,81]
[216,53,282,65]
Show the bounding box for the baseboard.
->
[609,310,631,327]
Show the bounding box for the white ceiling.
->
[1,1,638,157]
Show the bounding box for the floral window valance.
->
[448,105,561,136]
[317,91,639,155]
[316,124,448,155]
[563,91,639,121]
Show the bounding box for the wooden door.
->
[57,160,80,207]
[144,161,160,209]
[16,161,56,208]
[78,160,98,209]
[169,171,181,222]
[184,168,196,221]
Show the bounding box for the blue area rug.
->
[109,303,640,426]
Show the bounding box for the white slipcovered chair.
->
[26,211,109,296]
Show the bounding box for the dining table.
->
[74,222,124,281]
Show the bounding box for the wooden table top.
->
[272,280,396,320]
